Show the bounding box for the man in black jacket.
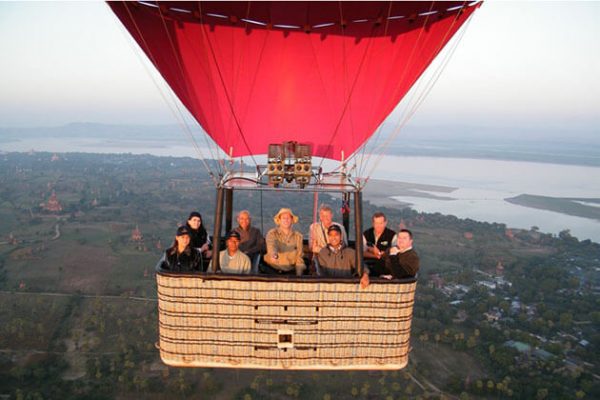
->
[384,229,420,279]
[363,212,396,276]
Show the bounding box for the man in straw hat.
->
[264,208,306,276]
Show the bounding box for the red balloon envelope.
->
[109,1,480,160]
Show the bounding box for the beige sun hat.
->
[273,208,299,225]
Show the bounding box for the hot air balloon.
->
[109,0,481,370]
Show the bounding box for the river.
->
[371,156,600,243]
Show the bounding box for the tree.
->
[536,388,549,400]
[559,312,573,329]
[467,336,477,348]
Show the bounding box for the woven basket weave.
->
[157,272,416,370]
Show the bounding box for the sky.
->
[0,1,599,139]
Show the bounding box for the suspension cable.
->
[317,3,380,171]
[348,2,473,181]
[231,2,272,173]
[197,2,260,169]
[155,4,225,178]
[357,2,396,179]
[362,3,476,183]
[116,2,219,186]
[353,1,437,180]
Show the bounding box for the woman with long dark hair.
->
[186,211,212,259]
[161,226,203,272]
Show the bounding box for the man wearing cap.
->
[161,226,203,272]
[209,231,252,274]
[309,205,348,255]
[264,208,306,276]
[317,224,356,277]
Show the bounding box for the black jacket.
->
[384,248,420,279]
[363,227,396,252]
[186,222,209,250]
[161,246,203,272]
[363,227,396,276]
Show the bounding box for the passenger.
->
[363,212,396,276]
[234,210,265,261]
[383,229,420,279]
[264,208,306,276]
[317,225,371,288]
[160,226,203,272]
[209,231,251,274]
[317,225,358,277]
[186,211,212,259]
[309,205,348,256]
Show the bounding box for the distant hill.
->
[0,123,186,142]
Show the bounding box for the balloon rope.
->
[339,1,357,168]
[350,1,472,180]
[316,6,379,171]
[306,29,336,146]
[117,2,219,186]
[197,4,260,169]
[155,4,224,176]
[176,4,267,175]
[260,190,264,236]
[356,1,396,179]
[233,5,272,171]
[363,2,476,184]
[353,1,437,180]
[313,192,319,226]
[168,19,230,171]
[221,2,253,167]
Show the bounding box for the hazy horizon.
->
[1,120,598,143]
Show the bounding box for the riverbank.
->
[506,194,600,222]
[364,179,456,208]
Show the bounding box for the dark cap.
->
[327,224,342,234]
[188,211,202,220]
[176,226,190,236]
[226,230,241,240]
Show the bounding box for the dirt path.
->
[408,371,458,400]
[51,222,60,240]
[0,290,157,302]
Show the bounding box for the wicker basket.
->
[157,272,416,370]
